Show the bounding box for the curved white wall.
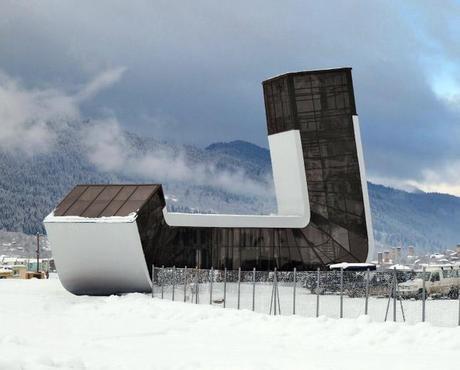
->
[353,116,374,262]
[44,219,151,295]
[163,130,310,228]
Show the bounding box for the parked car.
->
[0,266,13,278]
[398,265,460,299]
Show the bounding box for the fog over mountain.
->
[1,120,460,257]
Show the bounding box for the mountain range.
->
[1,120,459,257]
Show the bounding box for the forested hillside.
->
[0,121,276,235]
[369,183,460,251]
[1,120,459,254]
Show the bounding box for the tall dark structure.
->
[45,68,374,295]
[263,69,369,265]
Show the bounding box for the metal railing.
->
[152,265,460,327]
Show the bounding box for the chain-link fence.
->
[152,266,460,327]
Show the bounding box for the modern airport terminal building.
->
[44,68,374,295]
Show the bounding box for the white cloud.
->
[0,73,79,155]
[82,118,273,197]
[75,67,126,102]
[0,68,125,155]
[370,163,460,197]
[82,118,127,172]
[0,67,271,197]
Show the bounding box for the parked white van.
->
[398,265,460,299]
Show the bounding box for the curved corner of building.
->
[45,220,152,296]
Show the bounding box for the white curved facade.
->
[163,130,310,228]
[44,216,151,295]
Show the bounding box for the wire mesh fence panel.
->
[153,267,196,303]
[365,271,395,322]
[293,271,318,318]
[219,269,237,310]
[190,268,212,305]
[219,269,262,311]
[152,267,174,300]
[340,271,367,319]
[301,271,344,319]
[151,267,460,327]
[394,270,419,324]
[274,271,294,315]
[238,270,259,311]
[252,271,273,314]
[172,267,187,303]
[207,269,225,307]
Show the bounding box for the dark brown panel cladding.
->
[64,186,106,217]
[81,185,123,218]
[99,185,138,217]
[53,184,160,217]
[263,68,356,136]
[138,69,368,270]
[115,185,160,216]
[54,185,88,216]
[262,68,367,268]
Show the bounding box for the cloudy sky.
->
[1,0,459,194]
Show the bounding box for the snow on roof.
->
[387,264,412,271]
[44,211,138,224]
[329,262,376,270]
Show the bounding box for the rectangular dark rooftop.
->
[53,184,160,217]
[262,67,352,84]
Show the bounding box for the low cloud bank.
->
[82,119,273,197]
[0,70,272,198]
[0,72,78,155]
[0,68,125,156]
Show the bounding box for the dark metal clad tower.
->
[263,69,368,263]
[134,68,370,271]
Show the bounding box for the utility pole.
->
[36,232,40,273]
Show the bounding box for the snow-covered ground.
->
[159,282,460,327]
[0,279,459,370]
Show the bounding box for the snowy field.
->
[158,281,460,327]
[0,279,459,370]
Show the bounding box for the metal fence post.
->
[195,267,199,304]
[269,269,274,315]
[210,267,213,305]
[223,267,227,309]
[293,267,296,315]
[151,264,155,298]
[172,266,176,301]
[398,282,406,323]
[183,266,187,303]
[273,267,278,315]
[316,268,320,318]
[422,266,426,322]
[161,265,164,299]
[252,267,256,311]
[365,268,370,315]
[340,267,344,319]
[276,267,281,315]
[393,267,397,322]
[237,267,241,310]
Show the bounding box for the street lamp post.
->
[36,232,40,273]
